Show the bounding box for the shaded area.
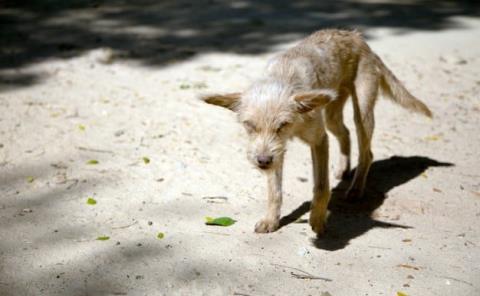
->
[279,155,453,251]
[0,161,276,296]
[1,0,480,89]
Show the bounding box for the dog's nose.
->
[257,155,273,168]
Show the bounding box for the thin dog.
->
[201,29,432,234]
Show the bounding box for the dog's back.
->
[265,30,362,90]
[265,29,432,117]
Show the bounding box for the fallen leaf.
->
[397,292,408,296]
[78,124,85,131]
[96,236,110,241]
[142,157,150,164]
[205,216,236,227]
[157,232,165,239]
[424,135,441,141]
[433,188,442,193]
[86,197,97,205]
[402,239,412,243]
[26,176,35,183]
[471,191,480,198]
[86,159,99,165]
[179,84,191,90]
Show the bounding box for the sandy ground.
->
[1,4,480,296]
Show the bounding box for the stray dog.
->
[201,29,432,234]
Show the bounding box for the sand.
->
[1,5,479,296]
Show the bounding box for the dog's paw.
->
[254,218,279,233]
[309,210,326,235]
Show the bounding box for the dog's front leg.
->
[255,162,283,233]
[309,134,330,235]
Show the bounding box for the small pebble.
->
[148,221,153,226]
[297,177,308,182]
[297,246,310,256]
[91,47,115,64]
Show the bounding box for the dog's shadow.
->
[279,155,453,251]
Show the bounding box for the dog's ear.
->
[200,93,241,111]
[293,89,337,113]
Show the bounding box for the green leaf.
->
[157,232,165,239]
[179,84,191,90]
[26,176,35,183]
[78,124,86,131]
[86,197,97,205]
[96,236,110,241]
[86,159,99,165]
[205,216,236,227]
[142,157,150,164]
[397,292,408,296]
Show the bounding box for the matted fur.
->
[201,29,431,234]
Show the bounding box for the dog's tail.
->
[375,55,432,118]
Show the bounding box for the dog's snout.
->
[257,155,273,168]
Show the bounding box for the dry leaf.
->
[397,264,420,270]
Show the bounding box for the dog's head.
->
[201,81,335,171]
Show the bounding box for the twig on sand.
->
[112,221,138,230]
[76,146,115,154]
[437,275,475,287]
[202,196,228,203]
[290,272,332,281]
[271,263,332,282]
[368,245,392,250]
[233,292,251,296]
[65,179,79,190]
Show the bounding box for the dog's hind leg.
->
[325,89,351,180]
[309,133,330,235]
[347,61,378,200]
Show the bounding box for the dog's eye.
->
[276,122,290,133]
[243,121,257,133]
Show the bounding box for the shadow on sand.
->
[279,155,453,251]
[1,0,479,90]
